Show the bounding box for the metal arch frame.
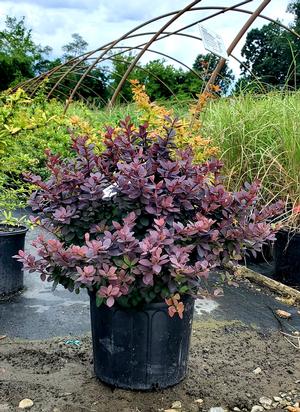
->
[66,0,205,111]
[45,0,251,107]
[66,1,257,110]
[16,4,299,97]
[26,55,183,105]
[14,1,251,96]
[27,39,207,98]
[12,0,300,110]
[29,39,259,101]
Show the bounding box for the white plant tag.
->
[199,25,228,60]
[103,184,117,199]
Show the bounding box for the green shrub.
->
[0,88,96,212]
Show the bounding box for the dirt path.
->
[1,319,300,412]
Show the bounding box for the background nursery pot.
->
[245,241,273,265]
[0,224,27,295]
[90,292,194,390]
[274,230,300,287]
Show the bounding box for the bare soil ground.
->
[1,319,300,412]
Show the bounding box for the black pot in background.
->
[89,293,194,390]
[245,241,273,265]
[0,225,27,295]
[274,230,300,287]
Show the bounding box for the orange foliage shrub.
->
[130,79,219,163]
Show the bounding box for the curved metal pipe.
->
[46,2,208,100]
[10,2,265,98]
[47,66,130,104]
[52,1,248,104]
[60,1,252,109]
[11,2,300,108]
[67,0,204,111]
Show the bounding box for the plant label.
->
[198,25,228,60]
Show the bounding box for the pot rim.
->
[277,228,300,238]
[0,224,28,237]
[89,290,194,311]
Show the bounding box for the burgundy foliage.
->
[16,117,283,309]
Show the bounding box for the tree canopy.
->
[62,33,88,62]
[239,0,300,89]
[0,16,51,90]
[193,53,234,94]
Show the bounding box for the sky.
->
[0,0,294,77]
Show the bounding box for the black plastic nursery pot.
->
[0,224,27,295]
[89,292,195,390]
[274,230,300,287]
[245,241,273,265]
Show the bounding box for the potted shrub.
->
[274,204,300,286]
[16,117,282,389]
[0,179,31,296]
[0,210,28,295]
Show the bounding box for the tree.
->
[239,1,300,89]
[109,53,138,102]
[240,23,294,86]
[109,54,204,103]
[193,53,234,94]
[0,16,51,90]
[62,33,88,62]
[288,0,300,31]
[136,59,196,100]
[58,35,109,105]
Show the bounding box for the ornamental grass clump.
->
[16,117,282,317]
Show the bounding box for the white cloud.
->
[2,0,99,10]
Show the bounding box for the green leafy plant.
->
[0,211,31,229]
[0,87,104,209]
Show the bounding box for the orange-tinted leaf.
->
[168,306,177,317]
[293,204,300,214]
[177,302,185,319]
